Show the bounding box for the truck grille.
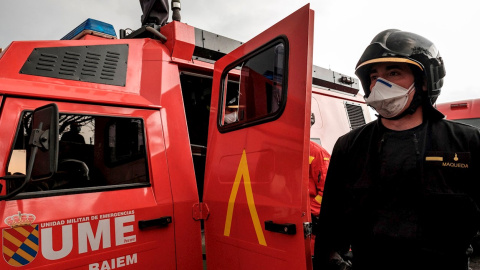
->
[345,103,366,130]
[20,44,128,86]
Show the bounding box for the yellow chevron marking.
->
[224,150,267,246]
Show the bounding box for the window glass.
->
[220,40,286,128]
[6,112,148,193]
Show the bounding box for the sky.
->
[1,0,479,105]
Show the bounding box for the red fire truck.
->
[436,98,480,128]
[0,2,370,269]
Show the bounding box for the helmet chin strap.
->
[378,86,423,120]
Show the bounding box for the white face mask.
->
[224,111,238,124]
[365,78,415,118]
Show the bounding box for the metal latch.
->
[193,202,210,220]
[303,222,312,239]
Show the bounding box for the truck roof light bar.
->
[61,18,117,40]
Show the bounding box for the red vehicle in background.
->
[0,1,370,269]
[436,99,480,128]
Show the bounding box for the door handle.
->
[138,216,172,230]
[265,220,296,235]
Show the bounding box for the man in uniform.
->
[314,29,480,270]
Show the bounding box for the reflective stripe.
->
[309,156,315,164]
[356,57,424,71]
[426,156,443,161]
[314,195,322,204]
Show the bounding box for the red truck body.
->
[437,99,480,128]
[0,4,370,269]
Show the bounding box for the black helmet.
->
[355,29,446,105]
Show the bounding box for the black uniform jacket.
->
[314,117,480,270]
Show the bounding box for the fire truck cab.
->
[0,3,369,269]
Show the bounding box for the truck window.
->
[219,38,287,130]
[6,112,149,195]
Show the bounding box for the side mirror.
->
[30,103,59,180]
[0,103,59,200]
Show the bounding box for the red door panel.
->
[204,4,314,270]
[0,98,175,269]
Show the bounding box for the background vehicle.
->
[0,1,369,269]
[437,98,480,128]
[310,66,369,153]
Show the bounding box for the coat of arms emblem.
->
[2,212,38,266]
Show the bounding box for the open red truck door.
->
[203,4,314,269]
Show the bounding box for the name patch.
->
[426,151,470,169]
[442,162,469,168]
